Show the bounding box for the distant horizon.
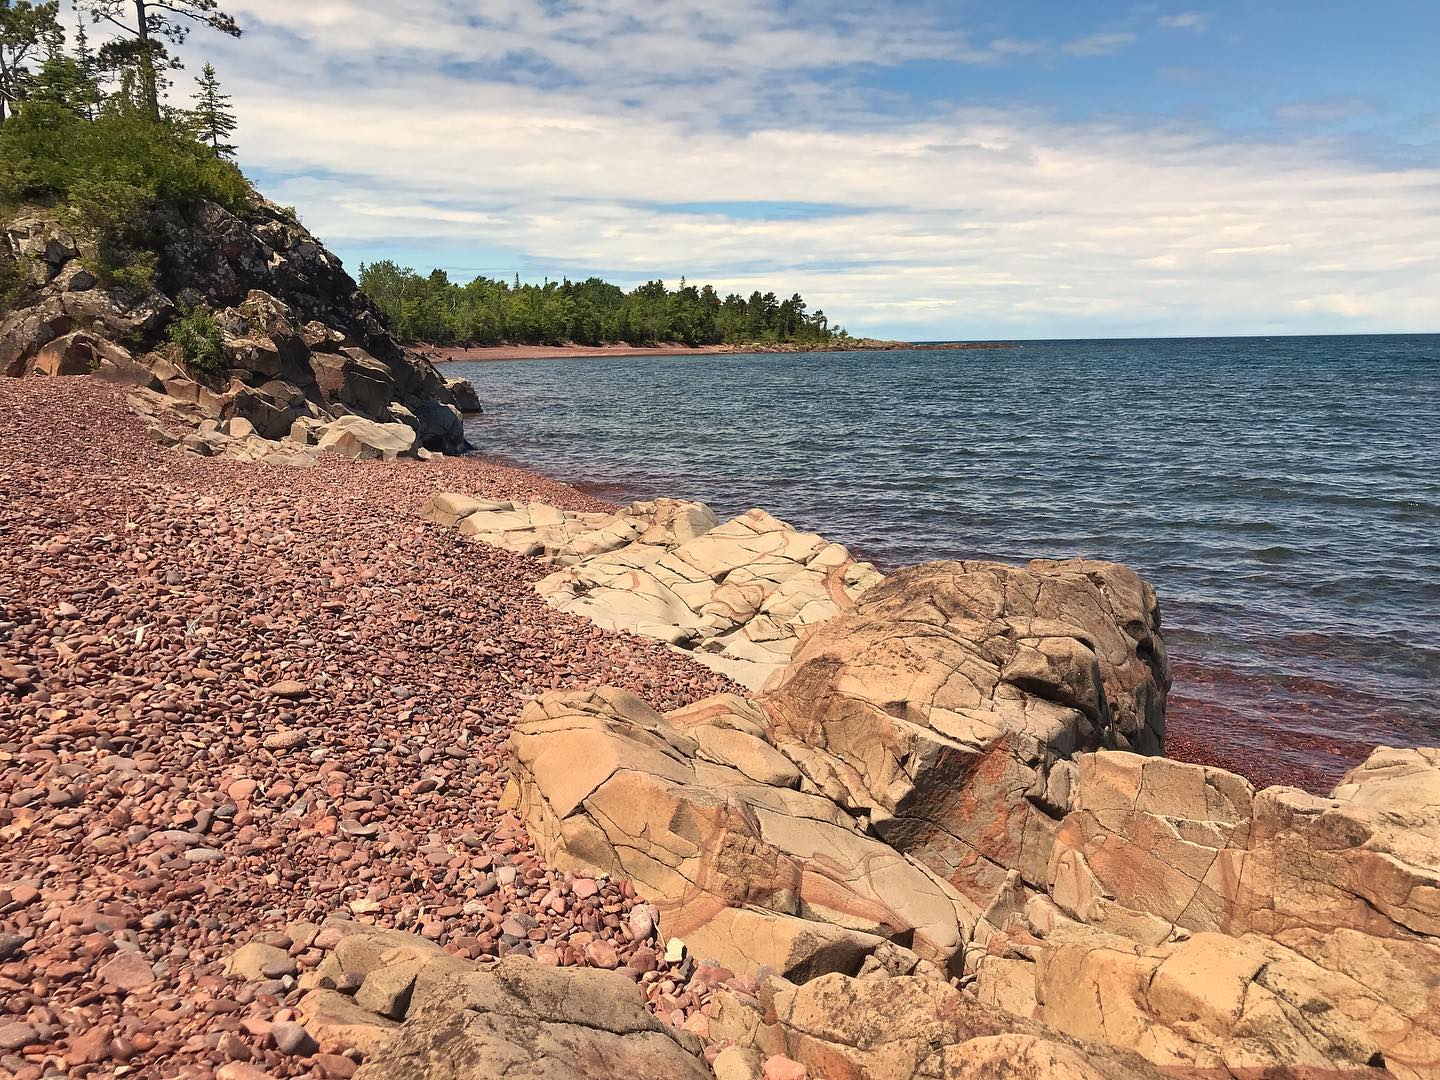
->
[905,330,1440,344]
[104,0,1440,340]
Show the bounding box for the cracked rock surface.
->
[503,547,1438,1077]
[421,494,883,690]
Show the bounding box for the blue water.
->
[449,336,1440,785]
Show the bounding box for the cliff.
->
[1,193,473,456]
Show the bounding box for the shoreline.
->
[421,340,1019,364]
[2,377,1414,1076]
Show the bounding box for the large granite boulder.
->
[354,956,710,1080]
[313,414,419,460]
[971,746,1440,1075]
[223,922,709,1080]
[500,540,1439,1077]
[509,687,969,980]
[762,558,1170,914]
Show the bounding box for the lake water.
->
[448,335,1440,789]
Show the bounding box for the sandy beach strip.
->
[423,340,1017,364]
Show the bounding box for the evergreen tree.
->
[26,25,97,117]
[356,263,845,349]
[0,0,59,123]
[72,19,98,118]
[76,0,240,122]
[189,61,234,155]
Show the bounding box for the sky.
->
[70,1,1440,339]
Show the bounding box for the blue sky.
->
[71,1,1440,338]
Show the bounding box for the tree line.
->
[358,262,849,348]
[0,0,244,302]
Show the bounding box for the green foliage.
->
[59,175,155,284]
[189,61,235,156]
[166,301,224,373]
[0,0,61,122]
[26,31,97,117]
[0,98,250,282]
[358,261,844,348]
[0,247,31,315]
[76,0,241,122]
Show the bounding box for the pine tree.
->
[76,0,240,123]
[0,0,60,123]
[189,61,234,155]
[26,23,96,117]
[73,18,97,118]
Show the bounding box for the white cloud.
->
[1060,32,1137,57]
[72,0,1440,338]
[1158,12,1210,33]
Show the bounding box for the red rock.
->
[228,778,259,801]
[217,1064,278,1080]
[0,1022,39,1052]
[269,1019,318,1056]
[585,939,619,969]
[763,1055,808,1080]
[95,951,156,992]
[313,1053,358,1078]
[65,1024,113,1064]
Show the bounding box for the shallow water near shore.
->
[450,334,1440,789]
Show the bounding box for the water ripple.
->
[452,334,1440,782]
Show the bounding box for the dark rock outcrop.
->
[1,198,469,453]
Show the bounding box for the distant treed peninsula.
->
[357,261,848,348]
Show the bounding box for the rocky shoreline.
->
[4,377,1437,1079]
[3,196,1437,1080]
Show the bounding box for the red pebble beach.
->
[0,378,743,1078]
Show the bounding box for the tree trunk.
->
[134,0,160,121]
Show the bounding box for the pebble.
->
[763,1055,809,1080]
[0,379,747,1077]
[0,1022,39,1052]
[95,950,157,991]
[269,1019,318,1057]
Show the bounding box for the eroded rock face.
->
[972,747,1440,1076]
[501,538,1438,1077]
[355,956,709,1080]
[222,921,708,1080]
[421,494,882,690]
[1,200,469,454]
[706,972,1165,1080]
[509,687,969,981]
[763,558,1170,913]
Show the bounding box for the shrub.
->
[0,101,251,290]
[0,101,250,212]
[0,252,31,318]
[167,303,226,375]
[58,177,157,286]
